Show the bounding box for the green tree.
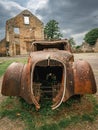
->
[68,37,76,47]
[44,20,63,40]
[84,28,98,45]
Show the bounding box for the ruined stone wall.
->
[6,10,44,56]
[80,42,93,52]
[81,42,96,52]
[94,39,98,52]
[0,38,6,56]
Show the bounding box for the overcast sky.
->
[0,0,98,45]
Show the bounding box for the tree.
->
[68,37,76,47]
[44,20,63,40]
[84,28,98,45]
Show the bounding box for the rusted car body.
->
[1,39,97,110]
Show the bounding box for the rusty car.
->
[1,39,97,110]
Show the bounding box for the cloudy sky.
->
[0,0,98,45]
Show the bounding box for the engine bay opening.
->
[32,60,64,105]
[34,43,65,51]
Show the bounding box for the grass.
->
[81,114,95,122]
[0,95,98,130]
[0,57,27,77]
[38,123,60,130]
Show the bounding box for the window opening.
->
[14,27,20,34]
[24,16,29,24]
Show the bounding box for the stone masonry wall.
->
[6,10,44,56]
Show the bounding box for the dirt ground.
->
[0,53,98,130]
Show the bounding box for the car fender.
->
[73,60,97,94]
[1,62,24,96]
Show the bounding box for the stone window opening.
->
[24,16,30,24]
[14,27,20,34]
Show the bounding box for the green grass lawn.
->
[0,58,27,77]
[0,95,98,130]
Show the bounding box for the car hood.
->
[30,50,73,64]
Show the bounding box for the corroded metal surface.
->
[1,40,97,110]
[2,62,24,96]
[73,60,97,94]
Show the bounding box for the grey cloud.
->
[0,0,98,44]
[0,0,26,39]
[36,0,98,43]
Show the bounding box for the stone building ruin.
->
[6,10,44,56]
